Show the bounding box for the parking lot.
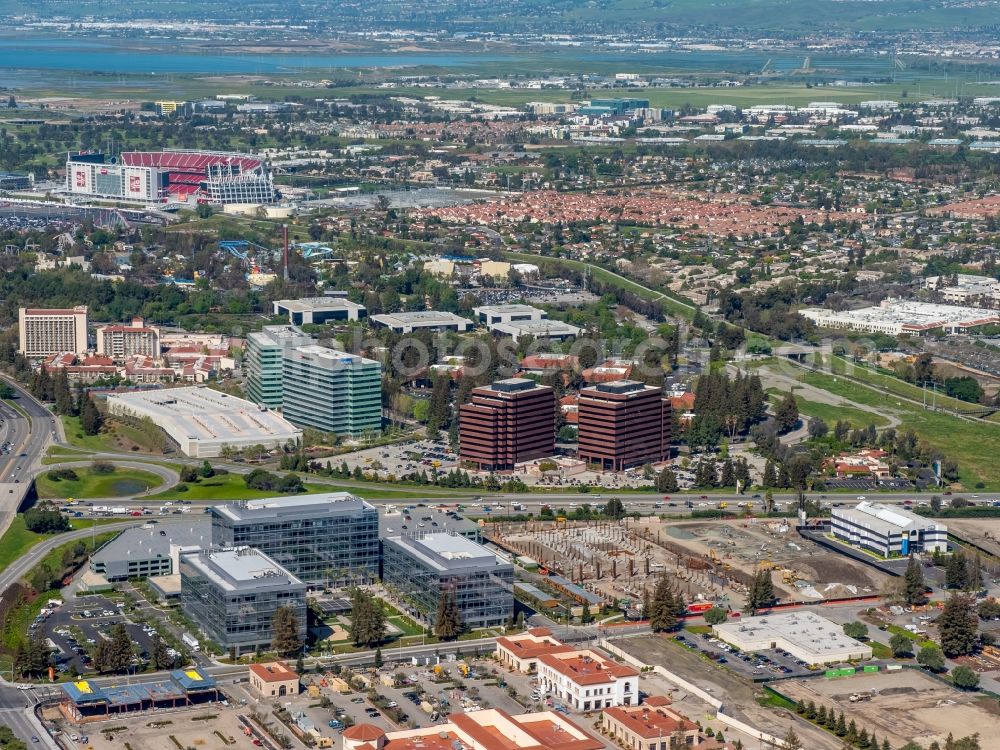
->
[39,594,183,677]
[673,630,814,680]
[334,438,459,480]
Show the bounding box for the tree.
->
[946,553,969,590]
[271,605,303,656]
[889,632,914,657]
[199,460,215,478]
[843,621,868,640]
[79,393,103,435]
[917,644,946,672]
[374,648,383,668]
[744,568,775,614]
[781,726,803,750]
[939,594,978,657]
[904,555,926,606]
[649,574,684,632]
[977,598,1000,620]
[656,467,679,493]
[150,634,172,670]
[434,589,464,640]
[350,590,387,647]
[704,607,728,625]
[774,392,799,434]
[951,665,980,691]
[603,497,626,520]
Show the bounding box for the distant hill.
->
[2,0,999,33]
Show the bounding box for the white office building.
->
[18,306,89,357]
[370,311,472,334]
[713,611,872,666]
[832,501,947,557]
[474,304,547,328]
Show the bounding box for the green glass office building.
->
[244,325,311,408]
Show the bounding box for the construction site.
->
[486,515,888,612]
[775,669,1000,749]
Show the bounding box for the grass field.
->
[0,515,123,573]
[766,390,889,430]
[790,365,1000,490]
[145,472,450,501]
[35,466,163,499]
[60,415,165,454]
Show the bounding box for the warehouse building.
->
[381,532,514,630]
[712,611,872,665]
[179,547,307,656]
[106,386,301,457]
[273,297,366,325]
[799,299,1000,335]
[831,501,947,557]
[210,493,380,586]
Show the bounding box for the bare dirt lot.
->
[777,669,1000,749]
[617,634,843,750]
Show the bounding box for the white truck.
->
[182,632,200,652]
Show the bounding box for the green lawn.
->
[793,365,1000,489]
[35,466,164,499]
[60,415,166,453]
[766,391,890,429]
[0,515,123,573]
[145,472,438,502]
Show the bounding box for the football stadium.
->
[65,149,276,205]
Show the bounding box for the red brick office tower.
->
[459,378,555,471]
[578,380,671,471]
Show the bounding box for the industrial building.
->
[342,708,603,750]
[712,611,873,665]
[210,493,380,586]
[179,547,307,656]
[370,311,473,334]
[18,306,88,357]
[577,380,672,471]
[96,317,161,360]
[273,297,366,325]
[89,520,210,582]
[243,325,312,408]
[459,378,555,471]
[64,149,276,205]
[280,345,382,437]
[106,386,301,457]
[831,501,948,557]
[60,669,219,722]
[381,532,514,630]
[799,299,1000,335]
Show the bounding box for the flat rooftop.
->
[833,501,944,535]
[384,532,509,573]
[213,492,376,523]
[715,611,868,659]
[370,311,471,326]
[106,386,301,445]
[802,300,1000,331]
[248,325,312,346]
[91,520,210,565]
[379,507,479,538]
[180,547,304,592]
[285,344,380,369]
[491,320,583,336]
[275,297,365,311]
[474,304,545,315]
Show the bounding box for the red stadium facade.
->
[65,150,276,205]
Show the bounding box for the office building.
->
[96,317,161,361]
[243,325,312,408]
[602,697,706,749]
[831,501,948,557]
[179,547,307,656]
[490,319,583,343]
[210,493,380,586]
[474,304,547,328]
[89,520,210,582]
[370,311,472,334]
[578,380,671,471]
[248,662,299,698]
[18,306,88,357]
[713,611,872,665]
[537,649,639,711]
[281,345,382,437]
[342,708,603,750]
[495,627,575,673]
[381,533,514,630]
[273,297,366,325]
[106,386,301,457]
[459,378,555,471]
[0,172,32,191]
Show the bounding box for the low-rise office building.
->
[179,547,307,656]
[474,304,546,328]
[381,532,514,630]
[495,627,575,673]
[273,297,366,325]
[602,697,702,750]
[244,325,312,408]
[712,611,872,665]
[459,378,555,471]
[89,520,210,582]
[537,649,640,711]
[370,311,472,334]
[280,345,382,437]
[831,501,947,557]
[210,493,380,586]
[490,319,584,343]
